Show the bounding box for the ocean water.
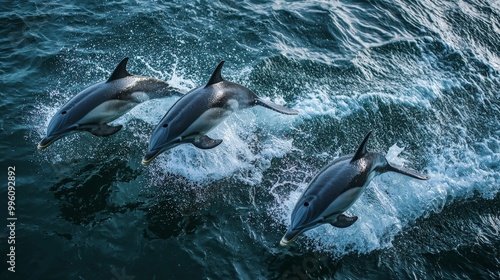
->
[1,0,499,279]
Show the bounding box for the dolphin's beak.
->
[280,237,292,247]
[141,149,161,165]
[142,138,182,165]
[38,125,79,150]
[37,136,58,150]
[279,229,301,247]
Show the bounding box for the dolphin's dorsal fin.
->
[351,130,373,162]
[205,61,225,87]
[107,57,132,82]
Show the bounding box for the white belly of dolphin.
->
[129,91,150,103]
[79,99,137,124]
[322,187,364,217]
[182,107,234,137]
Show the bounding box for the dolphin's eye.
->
[304,202,309,207]
[163,124,168,128]
[61,111,67,115]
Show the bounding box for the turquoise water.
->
[1,0,499,279]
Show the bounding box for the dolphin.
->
[37,57,183,150]
[141,61,298,165]
[279,130,429,246]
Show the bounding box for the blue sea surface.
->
[1,0,499,279]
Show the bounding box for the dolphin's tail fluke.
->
[386,163,430,180]
[255,98,299,115]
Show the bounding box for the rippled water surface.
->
[1,0,499,279]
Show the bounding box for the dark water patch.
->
[377,192,500,279]
[399,192,500,254]
[267,249,341,279]
[142,177,213,240]
[144,201,207,240]
[49,157,141,225]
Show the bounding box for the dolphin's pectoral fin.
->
[87,124,123,137]
[385,163,430,180]
[329,214,358,228]
[255,98,299,115]
[191,135,223,149]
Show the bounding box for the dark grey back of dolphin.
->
[279,130,429,246]
[141,61,298,164]
[38,57,183,150]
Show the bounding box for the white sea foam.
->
[294,77,443,120]
[294,86,363,120]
